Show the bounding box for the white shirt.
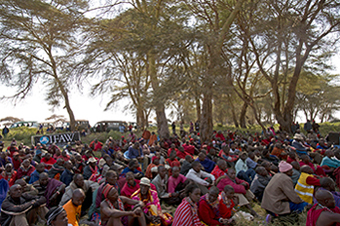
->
[235,159,248,175]
[186,168,215,186]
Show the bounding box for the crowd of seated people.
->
[1,125,340,226]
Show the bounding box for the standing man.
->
[2,126,9,138]
[195,121,199,132]
[172,122,176,135]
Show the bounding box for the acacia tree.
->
[84,49,152,130]
[0,117,22,124]
[178,43,206,124]
[0,0,88,130]
[295,72,340,121]
[244,0,340,131]
[78,6,152,130]
[82,0,192,138]
[185,0,246,142]
[128,0,192,138]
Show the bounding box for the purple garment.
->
[45,178,63,208]
[30,160,37,167]
[95,182,106,208]
[0,157,12,168]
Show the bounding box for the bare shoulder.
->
[317,211,340,226]
[100,200,108,208]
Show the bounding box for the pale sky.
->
[0,81,136,127]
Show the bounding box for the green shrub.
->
[81,130,142,144]
[2,127,38,146]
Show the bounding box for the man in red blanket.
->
[198,186,231,225]
[307,189,340,226]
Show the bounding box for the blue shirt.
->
[291,140,308,156]
[119,125,125,133]
[195,158,216,173]
[246,157,257,169]
[104,148,114,157]
[316,145,328,150]
[320,156,340,168]
[127,146,143,159]
[120,167,144,176]
[60,169,74,186]
[29,169,48,184]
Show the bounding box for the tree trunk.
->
[320,114,325,123]
[200,48,215,143]
[63,92,76,132]
[227,94,239,127]
[49,50,76,131]
[195,97,201,122]
[276,112,292,132]
[247,102,266,132]
[231,108,239,128]
[54,77,75,131]
[194,0,243,142]
[136,106,145,131]
[239,102,248,128]
[156,105,169,139]
[148,51,170,138]
[144,110,149,128]
[200,92,213,143]
[277,40,311,132]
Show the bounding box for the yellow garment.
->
[294,172,314,204]
[147,204,172,226]
[148,204,161,226]
[63,199,81,226]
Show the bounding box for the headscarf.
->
[102,184,114,199]
[46,206,64,225]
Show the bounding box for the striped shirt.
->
[173,198,203,226]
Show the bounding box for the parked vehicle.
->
[91,121,128,133]
[56,120,90,131]
[10,121,39,129]
[74,120,90,131]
